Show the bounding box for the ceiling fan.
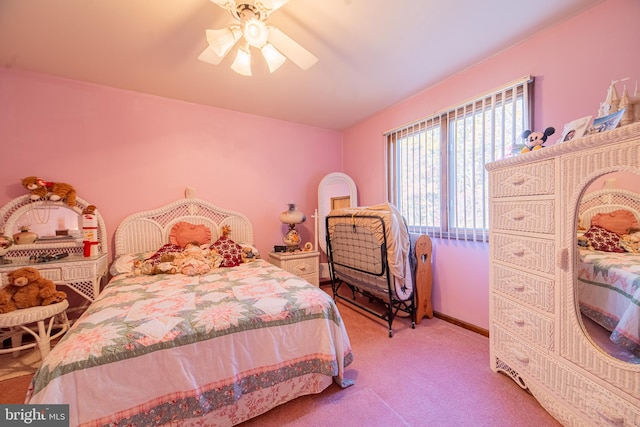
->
[198,0,318,76]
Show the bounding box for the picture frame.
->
[559,115,592,143]
[589,108,626,134]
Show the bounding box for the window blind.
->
[386,76,533,242]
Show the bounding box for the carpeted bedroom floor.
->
[0,285,561,426]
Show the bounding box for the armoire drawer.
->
[491,200,555,234]
[492,294,554,351]
[492,264,554,313]
[492,234,555,275]
[492,325,550,384]
[490,159,554,198]
[496,324,640,426]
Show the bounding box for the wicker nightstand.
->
[269,251,319,287]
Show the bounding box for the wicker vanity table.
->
[0,195,108,306]
[0,253,107,303]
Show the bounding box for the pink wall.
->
[342,0,640,330]
[0,70,343,258]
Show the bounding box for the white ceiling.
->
[0,0,603,130]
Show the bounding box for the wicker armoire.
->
[486,122,640,426]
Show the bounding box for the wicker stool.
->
[0,301,70,360]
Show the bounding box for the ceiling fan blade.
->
[267,26,317,70]
[207,0,236,13]
[262,0,291,15]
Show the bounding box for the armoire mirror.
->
[576,171,640,364]
[317,172,357,253]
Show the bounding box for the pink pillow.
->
[583,225,625,253]
[169,222,212,247]
[210,236,243,267]
[591,209,638,235]
[145,243,183,265]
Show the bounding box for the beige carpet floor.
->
[0,287,562,426]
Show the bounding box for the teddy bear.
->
[241,246,259,262]
[0,267,67,313]
[520,127,555,154]
[21,176,77,207]
[82,205,97,215]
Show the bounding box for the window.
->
[386,76,533,242]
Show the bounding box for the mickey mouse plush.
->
[520,127,555,153]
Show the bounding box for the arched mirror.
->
[0,195,107,259]
[10,204,81,239]
[576,171,640,364]
[318,173,357,253]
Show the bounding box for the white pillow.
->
[110,252,152,276]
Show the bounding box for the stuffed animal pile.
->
[0,267,67,313]
[21,176,77,207]
[138,242,223,276]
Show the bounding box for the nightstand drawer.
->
[269,251,319,286]
[285,258,317,276]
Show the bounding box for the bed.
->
[577,188,640,359]
[325,202,432,337]
[25,193,354,426]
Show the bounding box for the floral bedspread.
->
[26,259,354,427]
[577,249,640,356]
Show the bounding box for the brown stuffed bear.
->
[21,176,77,207]
[0,267,67,313]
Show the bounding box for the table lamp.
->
[279,203,306,251]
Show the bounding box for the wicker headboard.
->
[114,194,253,257]
[578,188,640,229]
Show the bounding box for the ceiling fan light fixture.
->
[261,43,286,73]
[205,26,242,58]
[243,17,268,48]
[201,0,316,74]
[231,46,252,76]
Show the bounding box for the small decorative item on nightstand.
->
[279,203,306,251]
